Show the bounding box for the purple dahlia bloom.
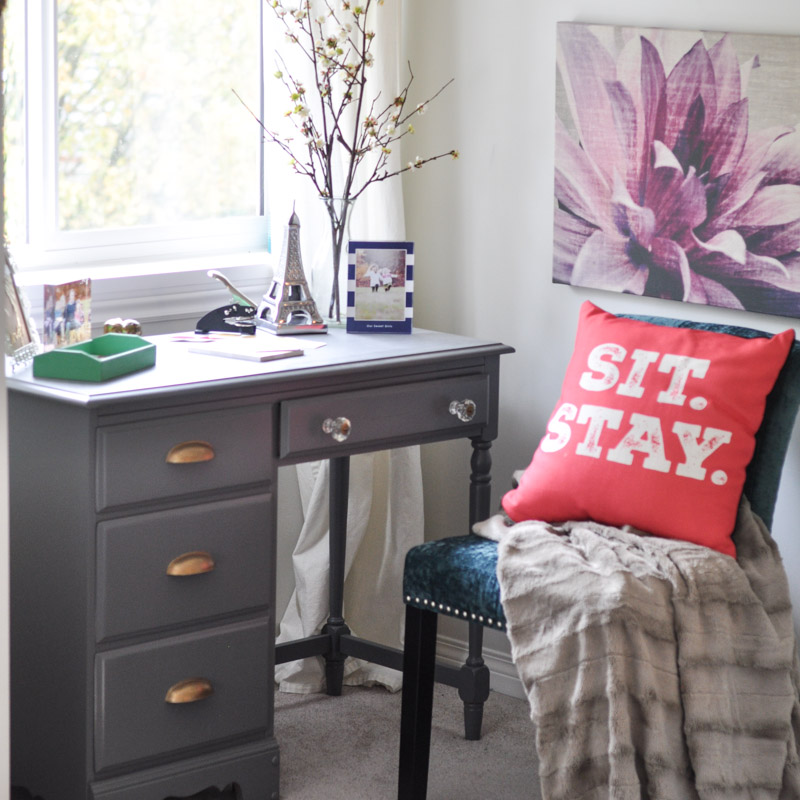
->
[554,23,800,316]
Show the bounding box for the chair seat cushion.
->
[403,535,505,629]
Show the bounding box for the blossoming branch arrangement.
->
[237,0,457,321]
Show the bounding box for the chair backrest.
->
[624,314,800,529]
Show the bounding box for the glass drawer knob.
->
[449,399,476,423]
[322,416,352,442]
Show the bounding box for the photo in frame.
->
[43,277,92,350]
[4,244,40,373]
[346,241,414,333]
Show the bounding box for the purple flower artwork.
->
[554,23,800,318]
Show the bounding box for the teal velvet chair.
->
[397,315,800,800]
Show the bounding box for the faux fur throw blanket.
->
[474,497,800,799]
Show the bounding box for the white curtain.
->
[266,0,425,693]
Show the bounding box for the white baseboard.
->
[436,633,526,700]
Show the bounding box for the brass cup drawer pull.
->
[165,440,215,464]
[449,399,477,423]
[164,677,214,704]
[322,416,352,442]
[166,551,216,577]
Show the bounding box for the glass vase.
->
[320,196,354,324]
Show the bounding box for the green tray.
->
[33,334,156,382]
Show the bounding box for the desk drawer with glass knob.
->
[279,374,490,460]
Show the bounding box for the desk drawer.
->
[95,619,272,773]
[89,742,278,800]
[280,374,489,459]
[96,406,273,510]
[96,495,273,642]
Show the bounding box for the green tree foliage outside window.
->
[56,0,262,231]
[4,0,264,245]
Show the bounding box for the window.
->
[3,0,268,275]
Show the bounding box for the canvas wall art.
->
[554,22,800,318]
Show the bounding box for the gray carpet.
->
[275,685,541,799]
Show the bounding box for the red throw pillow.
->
[502,302,794,557]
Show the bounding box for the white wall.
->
[1,7,11,792]
[0,348,8,794]
[402,0,800,659]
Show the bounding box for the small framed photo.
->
[43,277,92,350]
[346,241,414,333]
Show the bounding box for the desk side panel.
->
[10,391,95,797]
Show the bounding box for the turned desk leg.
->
[322,455,351,696]
[469,438,493,528]
[460,438,493,739]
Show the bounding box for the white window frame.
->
[13,1,271,281]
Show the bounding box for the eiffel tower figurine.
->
[255,208,327,334]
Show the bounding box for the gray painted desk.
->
[7,327,513,799]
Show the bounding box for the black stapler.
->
[196,270,258,335]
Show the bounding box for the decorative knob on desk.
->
[449,399,477,423]
[322,416,352,442]
[164,677,214,704]
[165,440,215,464]
[166,551,216,576]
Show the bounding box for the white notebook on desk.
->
[188,337,304,363]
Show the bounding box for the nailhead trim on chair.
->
[404,594,507,630]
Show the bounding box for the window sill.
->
[14,249,271,286]
[17,251,274,336]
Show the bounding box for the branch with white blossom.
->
[244,0,456,320]
[252,0,455,202]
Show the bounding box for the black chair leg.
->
[458,621,491,740]
[398,605,438,800]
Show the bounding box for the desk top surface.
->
[8,327,514,408]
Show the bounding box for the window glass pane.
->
[3,0,27,246]
[56,0,262,232]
